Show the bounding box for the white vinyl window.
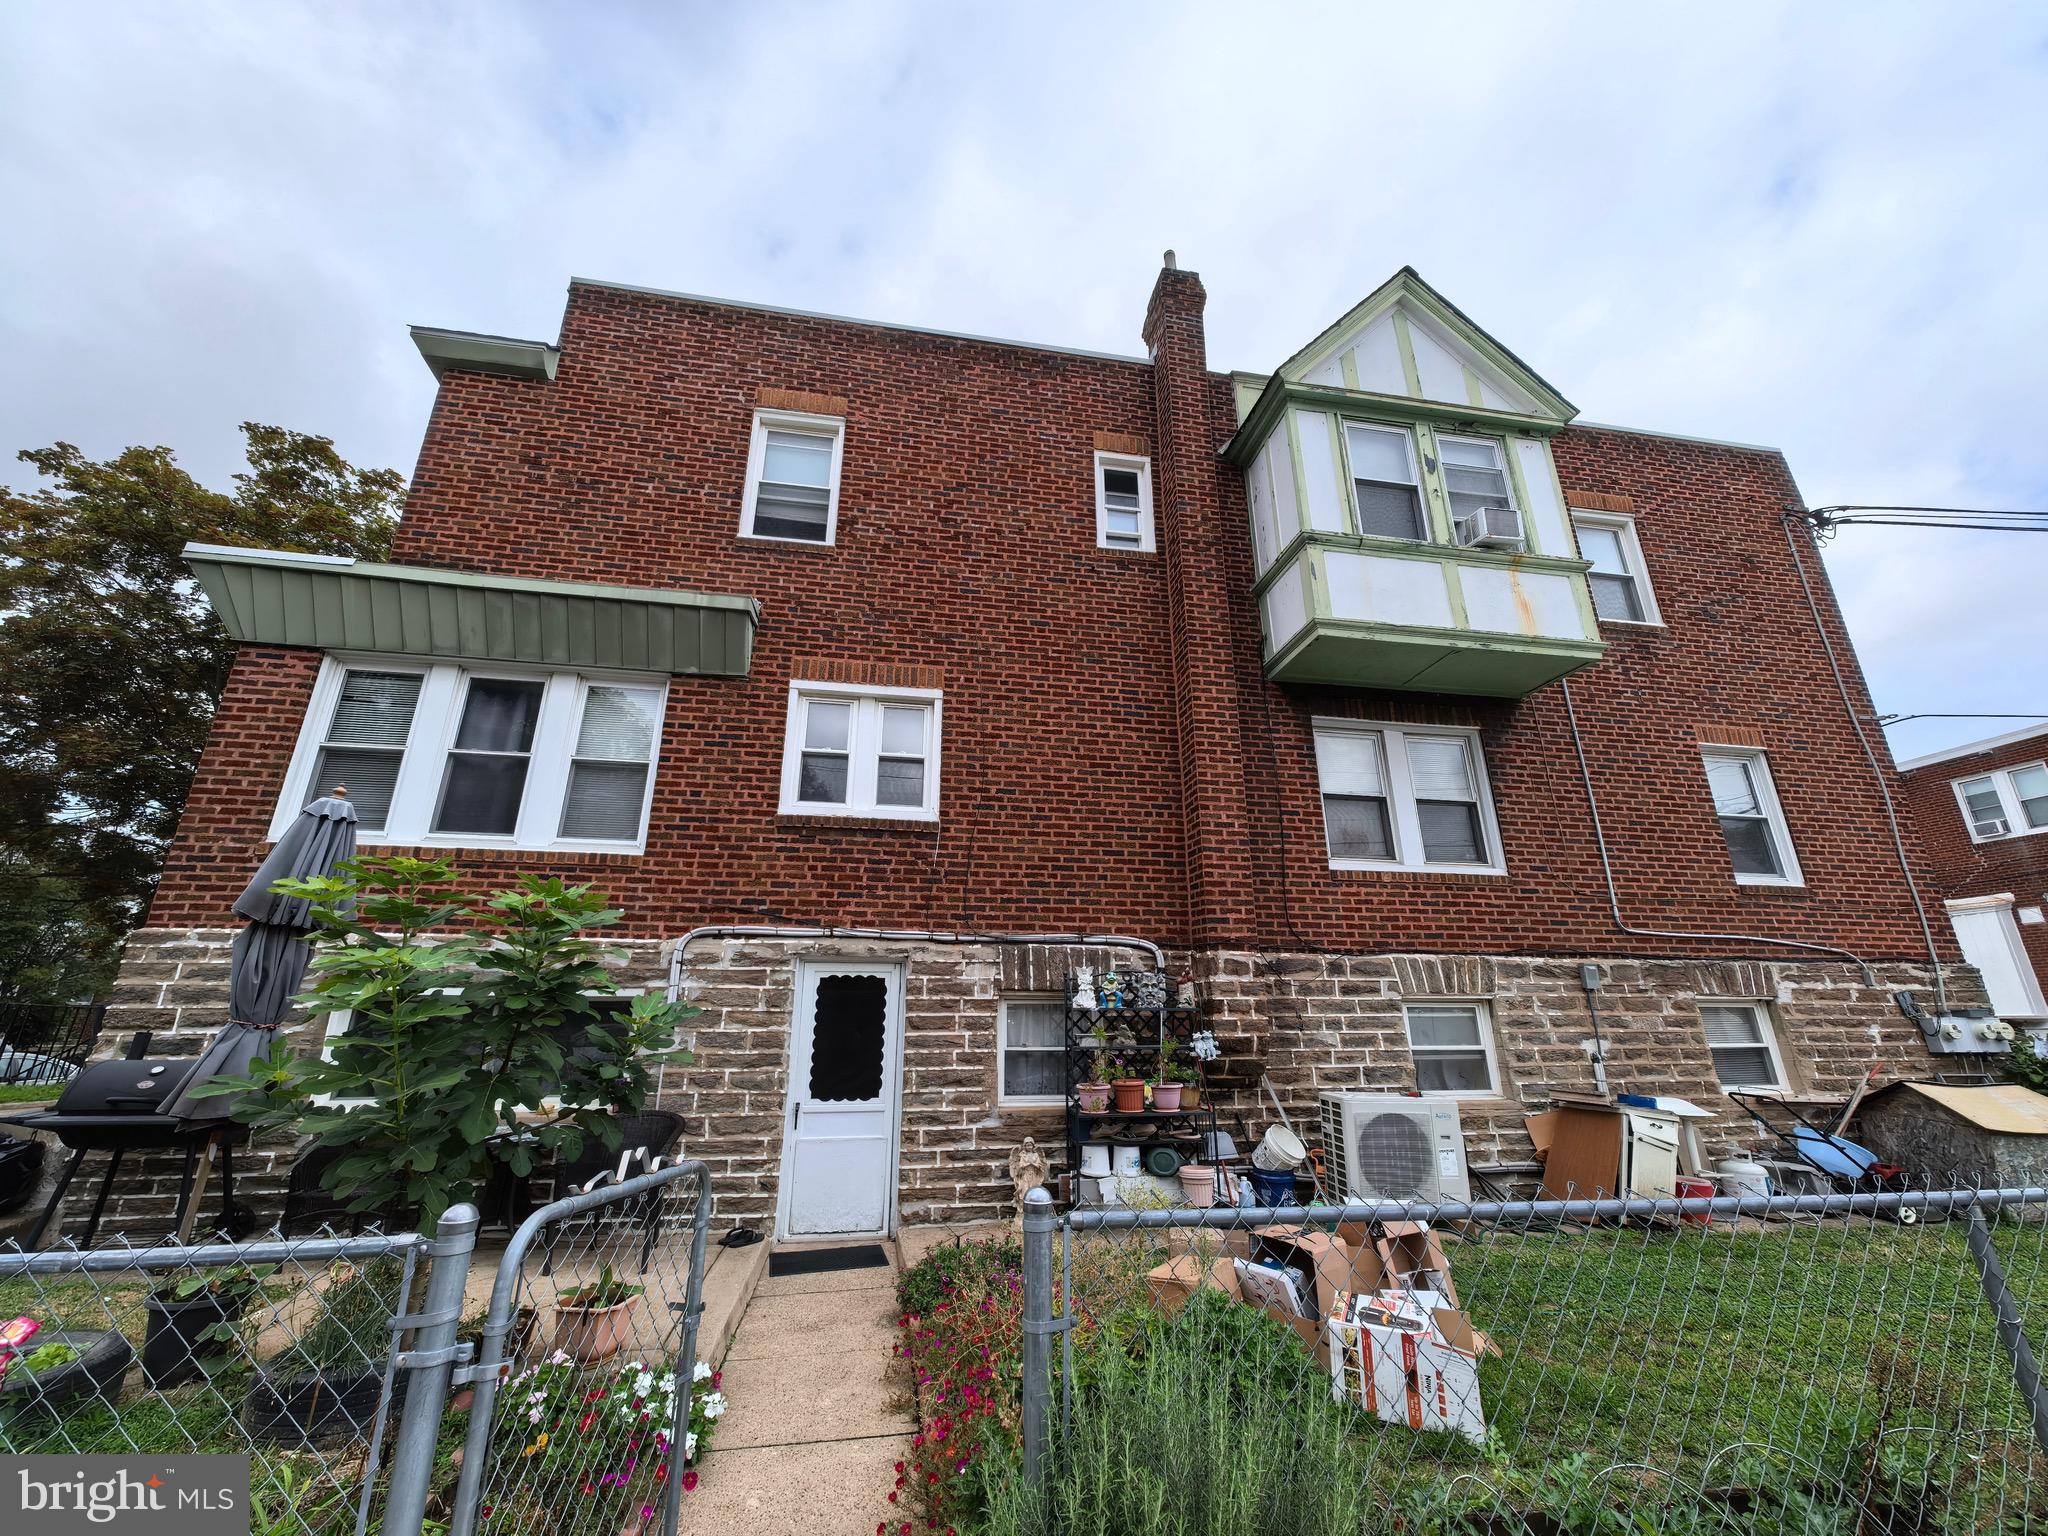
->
[1094,452,1156,552]
[1701,1003,1785,1090]
[1437,434,1518,533]
[1312,720,1505,875]
[779,681,942,820]
[999,996,1066,1105]
[1572,511,1661,625]
[1342,422,1428,542]
[740,409,845,544]
[1700,747,1803,887]
[274,657,665,852]
[1403,1002,1499,1095]
[1953,763,2048,843]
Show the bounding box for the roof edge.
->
[411,326,561,383]
[1898,720,2048,772]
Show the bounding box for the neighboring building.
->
[1901,725,2048,1034]
[105,259,1981,1237]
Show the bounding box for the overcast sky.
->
[4,2,2043,761]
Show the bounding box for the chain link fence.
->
[0,1158,714,1536]
[997,1185,2048,1536]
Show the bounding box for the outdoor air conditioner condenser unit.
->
[1319,1092,1472,1204]
[1453,504,1526,551]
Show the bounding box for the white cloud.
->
[3,0,2043,757]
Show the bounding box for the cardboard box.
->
[1328,1311,1488,1445]
[1234,1258,1313,1317]
[1373,1221,1460,1308]
[1144,1254,1239,1317]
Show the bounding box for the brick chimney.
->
[1143,254,1259,947]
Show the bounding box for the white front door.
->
[778,961,904,1238]
[1948,896,2048,1022]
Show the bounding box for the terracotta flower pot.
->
[1151,1081,1183,1111]
[1111,1078,1146,1113]
[1077,1082,1111,1113]
[551,1293,643,1363]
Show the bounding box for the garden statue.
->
[1071,965,1098,1010]
[1009,1138,1052,1226]
[1175,972,1198,1008]
[1101,968,1124,1008]
[1133,968,1167,1010]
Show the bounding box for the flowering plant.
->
[482,1350,726,1527]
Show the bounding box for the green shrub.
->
[896,1238,1021,1317]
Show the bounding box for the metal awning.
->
[185,543,759,677]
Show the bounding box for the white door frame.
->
[1946,893,2048,1021]
[774,958,906,1241]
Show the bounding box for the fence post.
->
[1965,1206,2048,1458]
[383,1202,480,1536]
[1020,1185,1055,1490]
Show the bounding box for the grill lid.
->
[48,1058,190,1118]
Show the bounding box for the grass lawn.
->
[0,1083,62,1105]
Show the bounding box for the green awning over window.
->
[185,544,759,677]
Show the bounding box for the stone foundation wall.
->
[79,929,1991,1239]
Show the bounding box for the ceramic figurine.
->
[1101,968,1123,1009]
[1071,965,1098,1011]
[1133,969,1167,1010]
[1175,973,1198,1009]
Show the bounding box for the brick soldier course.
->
[93,257,1982,1235]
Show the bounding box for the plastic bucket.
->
[1177,1163,1219,1208]
[1246,1167,1297,1206]
[1078,1143,1111,1178]
[1251,1126,1307,1172]
[1111,1144,1144,1178]
[1674,1175,1715,1225]
[1715,1158,1772,1200]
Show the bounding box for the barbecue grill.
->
[2,1049,242,1247]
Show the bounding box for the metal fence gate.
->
[448,1159,714,1536]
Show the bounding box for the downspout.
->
[664,924,1168,1002]
[1561,676,1879,985]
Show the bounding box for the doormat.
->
[768,1243,891,1277]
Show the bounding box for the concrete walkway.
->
[684,1250,911,1534]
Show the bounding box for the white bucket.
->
[1078,1143,1111,1178]
[1111,1144,1144,1178]
[1715,1158,1772,1200]
[1251,1125,1307,1172]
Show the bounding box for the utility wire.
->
[1873,713,2048,727]
[1792,503,2048,543]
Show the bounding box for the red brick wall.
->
[1902,731,2048,989]
[147,279,1954,968]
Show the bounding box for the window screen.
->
[808,973,889,1101]
[433,677,544,836]
[559,685,661,840]
[1405,1004,1494,1093]
[314,669,422,832]
[1345,423,1425,541]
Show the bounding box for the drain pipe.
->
[664,924,1167,1002]
[1561,676,1879,986]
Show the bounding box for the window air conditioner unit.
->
[1980,818,2011,838]
[1453,505,1525,551]
[1319,1093,1471,1205]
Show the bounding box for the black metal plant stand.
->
[1062,976,1216,1204]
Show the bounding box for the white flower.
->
[344,932,363,946]
[685,1431,697,1458]
[700,1392,725,1419]
[692,1360,713,1383]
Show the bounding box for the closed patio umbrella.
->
[163,789,358,1124]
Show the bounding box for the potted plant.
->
[244,1256,406,1447]
[1076,1051,1112,1113]
[1,1331,134,1420]
[1109,1054,1147,1114]
[1150,1074,1184,1112]
[552,1263,645,1363]
[143,1264,276,1388]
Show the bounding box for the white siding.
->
[1325,551,1455,629]
[1294,410,1346,533]
[1267,419,1301,541]
[1261,557,1311,651]
[1406,321,1468,405]
[1459,566,1584,639]
[1246,439,1280,574]
[1513,438,1572,558]
[1351,314,1407,394]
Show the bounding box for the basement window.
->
[999,996,1067,1105]
[1702,1003,1785,1090]
[1095,452,1156,551]
[741,409,845,544]
[779,681,942,820]
[1403,1002,1499,1095]
[1700,746,1803,887]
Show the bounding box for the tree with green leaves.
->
[207,857,698,1227]
[0,425,402,1000]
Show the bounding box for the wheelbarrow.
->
[1727,1089,1916,1223]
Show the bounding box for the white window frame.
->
[1311,718,1506,876]
[1401,1000,1501,1098]
[1951,762,2048,845]
[1700,1001,1788,1092]
[778,679,943,822]
[1699,746,1804,888]
[739,408,846,545]
[1339,419,1431,544]
[271,654,667,854]
[1570,510,1663,626]
[1093,451,1156,552]
[1435,431,1521,539]
[997,994,1067,1107]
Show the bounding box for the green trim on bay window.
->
[1500,437,1539,556]
[1391,308,1426,398]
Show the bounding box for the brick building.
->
[106,258,1983,1235]
[1900,725,2048,1033]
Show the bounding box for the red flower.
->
[682,1471,699,1492]
[888,1492,899,1504]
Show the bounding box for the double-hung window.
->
[780,682,942,820]
[276,658,665,852]
[1437,434,1517,536]
[741,409,845,544]
[1343,422,1427,541]
[1572,512,1660,624]
[1094,453,1155,551]
[1312,720,1504,874]
[1701,1003,1785,1089]
[998,997,1066,1104]
[1953,763,2048,842]
[1403,1003,1499,1094]
[1700,747,1802,886]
